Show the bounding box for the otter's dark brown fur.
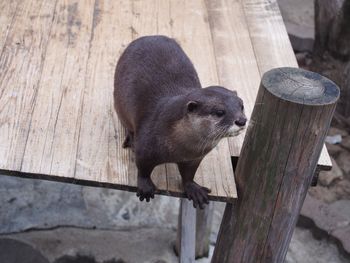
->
[114,35,246,208]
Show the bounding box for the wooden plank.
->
[21,0,72,173]
[242,0,331,169]
[0,0,57,170]
[0,0,237,202]
[0,0,20,53]
[205,0,261,157]
[74,0,133,185]
[21,0,95,177]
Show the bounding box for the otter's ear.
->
[187,101,198,113]
[232,90,237,96]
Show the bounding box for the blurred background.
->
[0,0,349,262]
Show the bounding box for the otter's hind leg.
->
[177,159,211,209]
[122,130,134,149]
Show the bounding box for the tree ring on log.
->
[262,67,340,105]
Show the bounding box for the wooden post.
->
[211,67,339,263]
[179,198,196,263]
[195,202,214,258]
[175,203,214,259]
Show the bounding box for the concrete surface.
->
[2,227,177,263]
[1,225,349,263]
[1,175,349,263]
[0,238,49,263]
[0,175,178,234]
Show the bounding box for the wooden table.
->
[0,0,331,204]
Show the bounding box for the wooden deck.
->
[0,0,331,203]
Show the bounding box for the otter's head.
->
[184,86,246,152]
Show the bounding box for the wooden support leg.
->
[212,68,339,263]
[195,202,214,258]
[179,198,196,263]
[175,202,214,260]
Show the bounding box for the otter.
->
[114,35,246,208]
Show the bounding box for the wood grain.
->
[0,0,236,202]
[211,68,339,263]
[0,0,57,169]
[1,0,332,203]
[241,0,331,169]
[180,198,196,263]
[205,0,261,157]
[175,202,214,258]
[0,0,19,53]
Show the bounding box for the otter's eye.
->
[241,105,244,111]
[215,110,225,117]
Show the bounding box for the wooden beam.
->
[211,68,339,263]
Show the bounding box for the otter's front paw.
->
[184,182,211,209]
[137,177,156,202]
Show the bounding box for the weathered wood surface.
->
[179,199,196,263]
[175,202,214,259]
[211,67,339,263]
[194,202,214,258]
[0,0,333,202]
[205,0,331,169]
[205,0,261,158]
[0,0,236,201]
[243,0,331,168]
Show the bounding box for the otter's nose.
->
[235,117,247,127]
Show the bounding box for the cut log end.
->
[262,67,340,105]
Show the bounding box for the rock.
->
[318,158,344,186]
[340,136,350,151]
[332,227,350,255]
[0,238,49,263]
[335,152,350,176]
[326,143,343,157]
[300,195,350,232]
[334,180,350,201]
[295,52,313,69]
[328,127,349,137]
[286,228,349,263]
[329,200,350,220]
[54,255,126,263]
[300,194,350,256]
[2,224,349,263]
[308,185,338,203]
